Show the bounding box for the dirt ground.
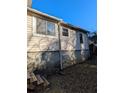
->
[43,56,97,93]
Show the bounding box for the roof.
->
[61,22,89,33]
[27,7,89,33]
[27,7,63,21]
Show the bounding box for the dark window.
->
[36,18,46,35]
[36,18,56,36]
[80,34,83,43]
[62,28,69,36]
[47,22,55,36]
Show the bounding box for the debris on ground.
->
[27,56,97,93]
[45,63,97,93]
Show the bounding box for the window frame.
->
[33,16,57,38]
[46,21,56,36]
[36,17,47,35]
[62,27,69,37]
[79,33,83,44]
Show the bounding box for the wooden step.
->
[41,76,50,87]
[36,75,44,85]
[30,72,37,83]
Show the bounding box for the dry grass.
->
[45,61,97,93]
[29,56,97,93]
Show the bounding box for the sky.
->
[32,0,97,32]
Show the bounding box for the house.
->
[27,2,90,75]
[88,32,97,58]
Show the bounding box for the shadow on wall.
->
[27,33,89,76]
[27,40,60,76]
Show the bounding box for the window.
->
[36,17,55,36]
[80,34,83,43]
[36,18,46,35]
[47,22,55,36]
[62,28,69,36]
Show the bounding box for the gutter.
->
[27,7,63,22]
[60,22,89,33]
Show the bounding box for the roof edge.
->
[27,7,63,21]
[27,7,89,33]
[61,22,89,33]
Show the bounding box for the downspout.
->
[58,21,63,70]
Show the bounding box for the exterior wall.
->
[27,14,33,43]
[27,10,89,74]
[60,26,89,68]
[27,13,60,74]
[60,27,77,50]
[27,15,59,52]
[27,51,60,75]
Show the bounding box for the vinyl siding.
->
[27,15,59,52]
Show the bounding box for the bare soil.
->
[44,57,97,93]
[28,56,97,93]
